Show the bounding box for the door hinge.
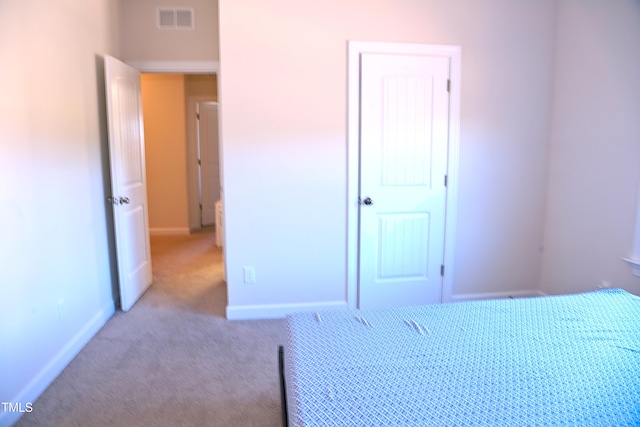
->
[198,158,201,166]
[444,175,448,187]
[196,112,200,120]
[440,265,445,276]
[447,79,451,93]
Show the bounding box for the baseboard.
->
[149,227,191,236]
[451,289,547,302]
[0,302,115,427]
[226,301,348,320]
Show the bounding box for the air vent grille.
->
[157,8,194,30]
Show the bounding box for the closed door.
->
[104,55,153,311]
[358,53,450,309]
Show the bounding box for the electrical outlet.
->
[243,266,256,284]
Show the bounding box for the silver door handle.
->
[361,197,374,206]
[119,196,130,205]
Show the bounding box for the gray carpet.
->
[16,229,286,427]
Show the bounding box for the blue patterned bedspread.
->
[284,289,640,426]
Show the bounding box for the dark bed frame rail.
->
[278,345,289,427]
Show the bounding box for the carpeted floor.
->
[15,229,286,427]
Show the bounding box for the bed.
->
[279,289,640,426]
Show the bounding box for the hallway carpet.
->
[16,230,286,427]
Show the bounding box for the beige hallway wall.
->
[141,73,190,234]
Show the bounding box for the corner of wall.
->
[1,303,115,427]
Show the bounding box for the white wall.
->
[119,0,218,62]
[541,0,640,294]
[0,1,120,425]
[218,0,558,317]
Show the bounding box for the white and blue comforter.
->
[284,289,640,426]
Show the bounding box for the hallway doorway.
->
[139,72,226,311]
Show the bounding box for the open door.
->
[197,101,220,227]
[104,55,153,311]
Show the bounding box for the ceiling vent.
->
[157,8,194,30]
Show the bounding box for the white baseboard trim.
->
[226,301,348,320]
[451,289,547,302]
[1,302,115,427]
[149,227,191,236]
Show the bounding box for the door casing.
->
[347,41,461,309]
[197,101,220,227]
[186,96,219,230]
[108,60,221,310]
[130,61,220,234]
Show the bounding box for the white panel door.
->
[104,55,153,312]
[359,53,450,309]
[197,102,220,227]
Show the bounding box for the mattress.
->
[283,289,640,426]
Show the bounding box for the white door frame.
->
[197,101,220,227]
[126,61,219,74]
[129,60,220,233]
[346,41,462,309]
[186,96,218,230]
[113,60,222,310]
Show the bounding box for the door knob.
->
[362,197,374,206]
[119,196,130,205]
